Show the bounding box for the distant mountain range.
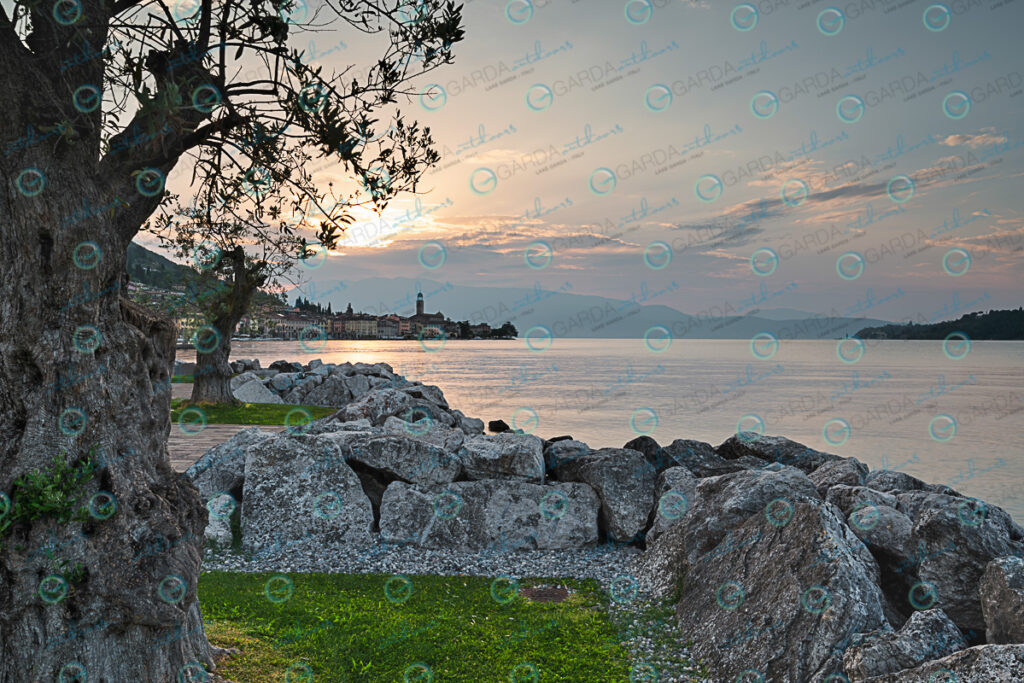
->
[295,276,894,339]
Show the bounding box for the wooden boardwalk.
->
[167,383,285,472]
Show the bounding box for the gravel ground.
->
[202,538,711,682]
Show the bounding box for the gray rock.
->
[663,438,766,477]
[345,373,371,399]
[185,426,274,500]
[912,495,1024,631]
[647,467,698,545]
[980,556,1024,644]
[253,368,278,378]
[308,358,323,370]
[379,479,600,551]
[241,434,374,553]
[344,434,461,487]
[716,433,843,474]
[894,490,968,522]
[305,417,377,435]
[825,485,900,517]
[451,409,484,436]
[311,364,331,377]
[809,457,869,498]
[864,469,932,494]
[684,466,822,563]
[458,433,545,483]
[230,370,260,391]
[623,436,678,474]
[303,375,354,407]
[382,415,464,452]
[400,383,448,409]
[847,505,914,570]
[552,448,656,542]
[270,372,303,393]
[543,439,590,476]
[843,609,965,679]
[860,644,1024,683]
[341,388,416,425]
[232,378,284,404]
[203,494,235,550]
[650,496,888,682]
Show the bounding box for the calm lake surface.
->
[179,339,1024,522]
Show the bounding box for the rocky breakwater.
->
[184,361,1024,682]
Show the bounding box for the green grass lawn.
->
[198,571,633,682]
[170,399,336,425]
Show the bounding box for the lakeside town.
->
[125,280,516,342]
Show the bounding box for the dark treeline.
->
[856,308,1024,340]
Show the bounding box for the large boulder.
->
[379,480,600,551]
[230,370,261,391]
[451,409,484,436]
[843,609,966,679]
[980,556,1024,644]
[825,485,900,517]
[269,372,303,393]
[656,497,889,682]
[809,457,869,498]
[552,448,656,543]
[400,383,448,410]
[343,434,462,487]
[623,436,677,474]
[203,494,235,550]
[847,505,915,569]
[646,467,698,545]
[458,433,545,484]
[716,433,843,474]
[543,439,590,476]
[303,375,354,407]
[663,438,765,477]
[241,434,375,552]
[341,388,415,425]
[232,378,284,404]
[382,415,464,452]
[911,495,1024,631]
[185,426,274,500]
[861,644,1024,683]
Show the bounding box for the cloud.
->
[940,128,1008,149]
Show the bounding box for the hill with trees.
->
[856,309,1024,339]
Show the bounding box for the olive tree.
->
[0,0,463,679]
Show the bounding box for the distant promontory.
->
[856,309,1024,340]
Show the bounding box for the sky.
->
[152,0,1024,323]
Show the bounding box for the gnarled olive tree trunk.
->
[0,136,213,683]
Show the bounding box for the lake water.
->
[178,339,1024,522]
